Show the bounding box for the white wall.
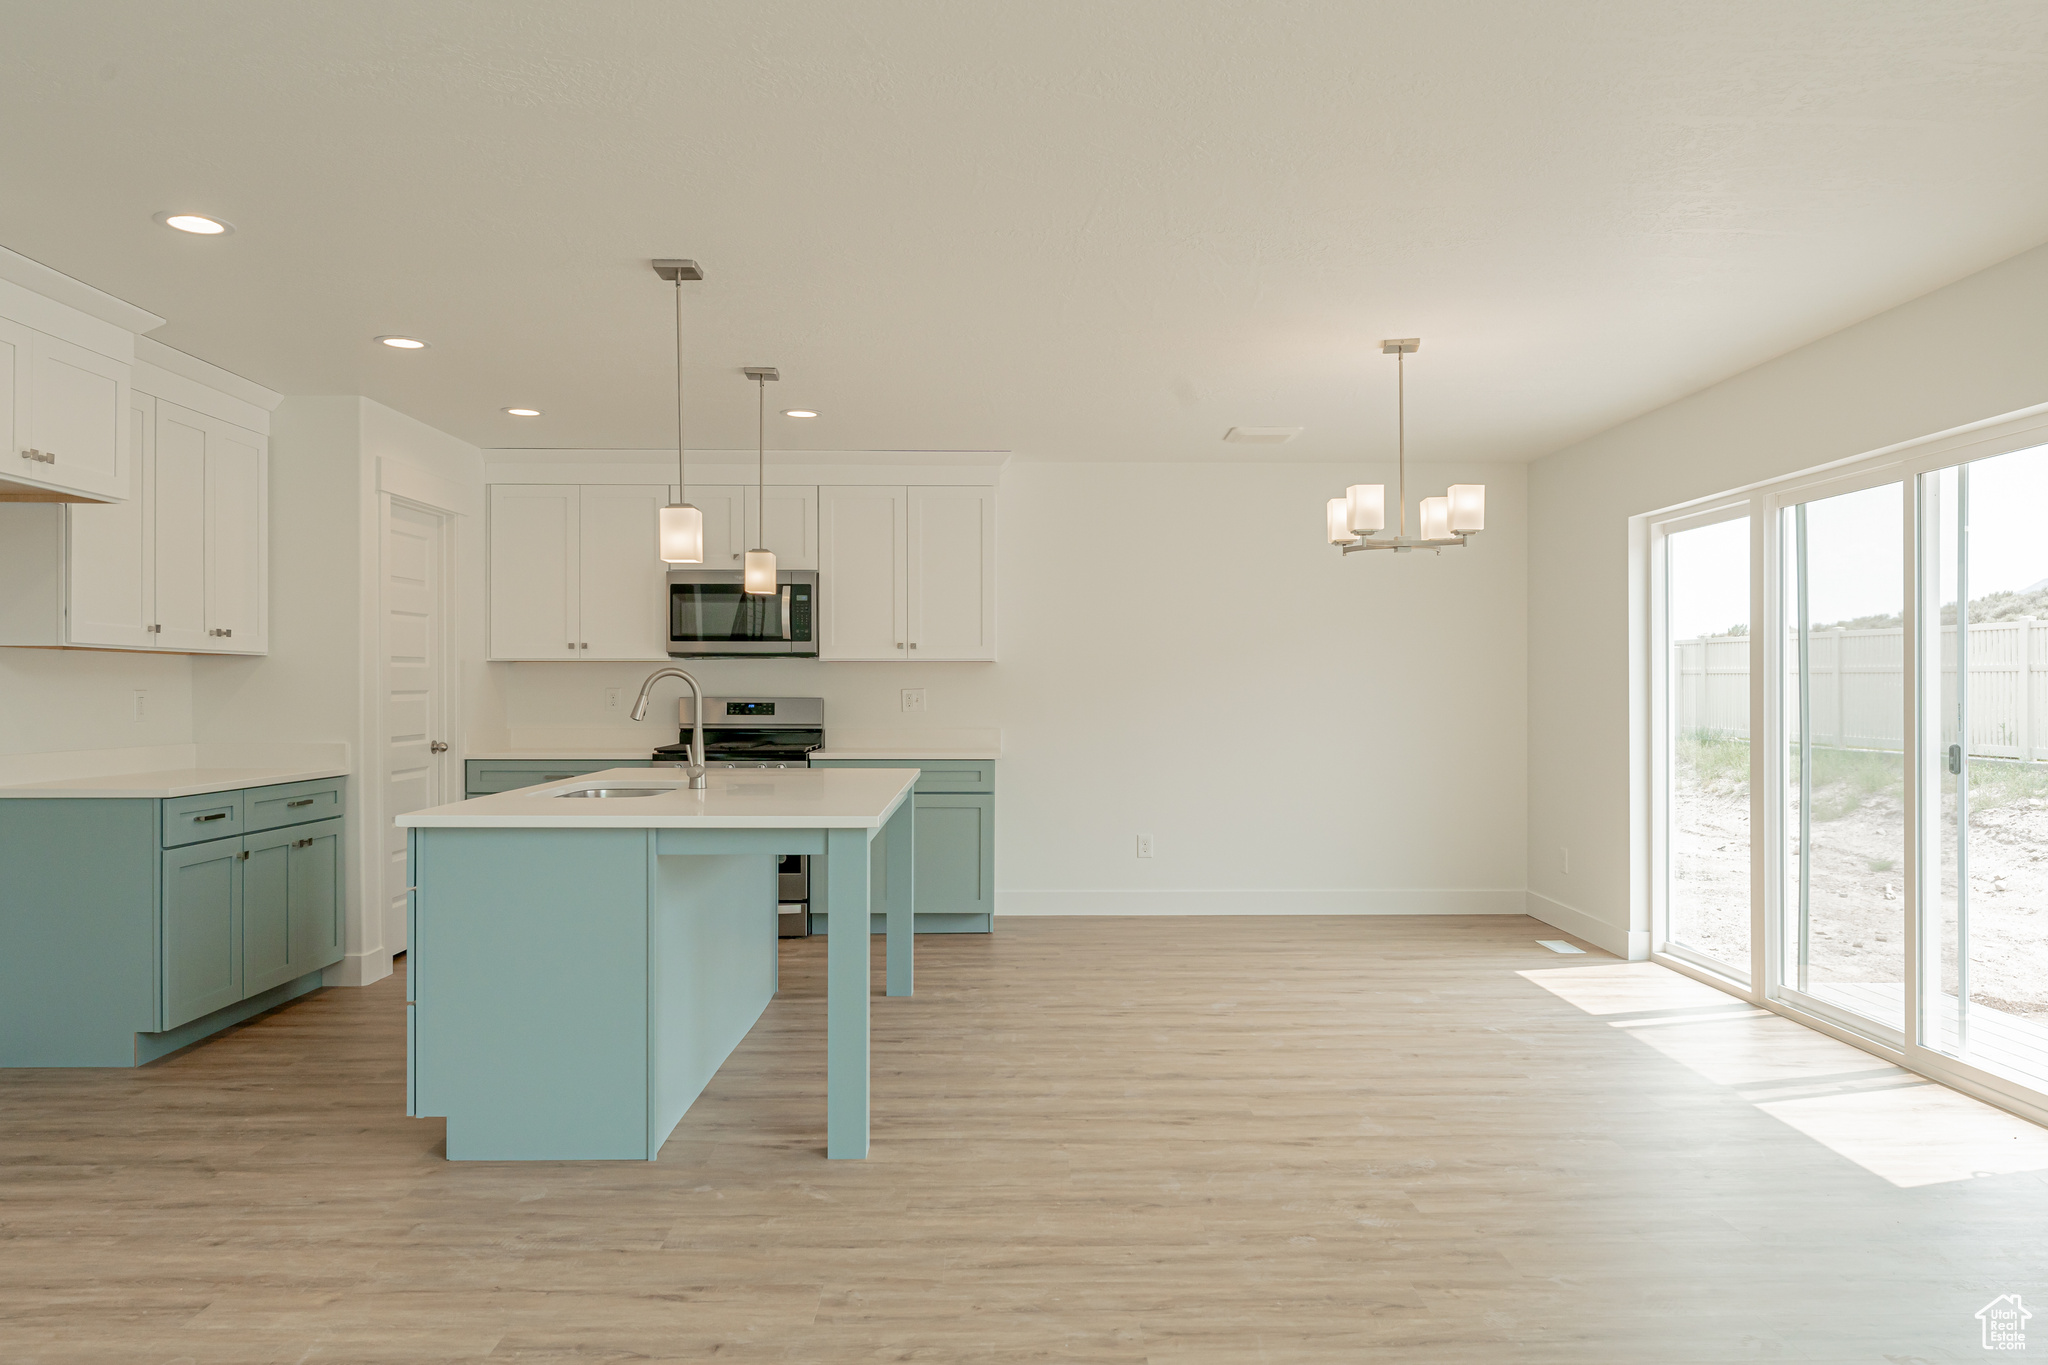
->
[1525,240,2048,957]
[193,396,487,985]
[0,647,194,756]
[494,459,1529,913]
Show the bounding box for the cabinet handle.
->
[909,642,918,650]
[568,643,576,651]
[295,837,313,849]
[237,850,250,861]
[196,811,229,822]
[286,798,315,808]
[19,449,55,464]
[580,643,588,650]
[896,642,906,649]
[149,624,161,633]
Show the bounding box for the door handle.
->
[430,741,449,753]
[1948,743,1963,775]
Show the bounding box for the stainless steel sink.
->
[553,786,674,799]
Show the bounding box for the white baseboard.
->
[325,949,392,988]
[996,888,1526,916]
[1524,889,1647,960]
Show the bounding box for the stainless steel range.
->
[652,696,823,936]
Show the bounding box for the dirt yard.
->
[1670,745,2048,1020]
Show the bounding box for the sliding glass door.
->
[1662,516,1752,975]
[1780,483,1906,1034]
[1918,446,2048,1088]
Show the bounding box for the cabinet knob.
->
[237,850,250,861]
[580,643,588,650]
[896,642,906,649]
[909,642,918,650]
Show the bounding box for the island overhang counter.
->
[397,767,918,1160]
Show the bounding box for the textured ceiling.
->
[2,1,2046,461]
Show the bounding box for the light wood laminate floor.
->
[6,915,2048,1363]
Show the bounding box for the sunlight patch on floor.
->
[1519,961,2048,1188]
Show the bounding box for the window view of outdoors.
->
[1926,445,2048,1085]
[1783,483,1906,1031]
[1667,518,1750,971]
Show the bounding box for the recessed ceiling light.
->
[783,409,818,418]
[376,336,429,350]
[153,211,233,236]
[503,407,542,417]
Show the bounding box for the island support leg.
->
[825,826,871,1158]
[883,795,914,996]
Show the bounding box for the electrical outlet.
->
[1136,833,1154,859]
[1560,845,1571,874]
[132,690,146,722]
[606,687,621,712]
[900,688,926,713]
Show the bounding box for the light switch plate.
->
[901,688,926,713]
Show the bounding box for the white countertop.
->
[808,748,1000,761]
[400,767,917,830]
[0,765,351,799]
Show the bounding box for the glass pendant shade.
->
[743,548,778,595]
[1326,498,1360,545]
[1447,483,1486,534]
[659,502,705,563]
[1345,483,1386,534]
[1419,495,1452,541]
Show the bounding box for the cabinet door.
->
[204,418,267,652]
[0,316,30,494]
[152,402,209,651]
[489,485,580,659]
[577,484,670,660]
[162,838,243,1029]
[681,484,747,567]
[65,390,155,647]
[907,487,997,661]
[288,817,345,974]
[817,486,907,660]
[913,793,995,915]
[29,332,127,501]
[242,827,295,997]
[746,485,818,569]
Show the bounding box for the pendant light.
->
[1327,338,1484,556]
[741,366,780,594]
[653,259,705,564]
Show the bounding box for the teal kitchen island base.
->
[402,768,917,1161]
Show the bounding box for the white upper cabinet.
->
[489,484,581,660]
[203,416,267,652]
[907,487,997,661]
[0,391,267,654]
[64,391,156,648]
[151,401,210,650]
[681,483,746,568]
[0,318,28,492]
[577,484,672,660]
[31,335,127,501]
[747,484,818,570]
[817,486,908,660]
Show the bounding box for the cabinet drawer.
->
[809,758,995,793]
[465,759,652,795]
[161,791,243,847]
[244,777,345,833]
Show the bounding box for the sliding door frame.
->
[1639,401,2048,1130]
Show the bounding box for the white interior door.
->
[152,401,209,651]
[65,391,155,647]
[204,419,267,652]
[489,484,580,658]
[907,486,996,661]
[817,485,907,660]
[382,500,449,955]
[577,483,670,659]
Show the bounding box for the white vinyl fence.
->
[1675,617,2048,761]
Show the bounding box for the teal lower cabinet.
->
[465,759,653,798]
[806,760,994,934]
[0,779,347,1066]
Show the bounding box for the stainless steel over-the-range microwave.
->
[666,568,819,657]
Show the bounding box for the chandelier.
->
[1326,338,1484,554]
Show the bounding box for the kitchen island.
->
[398,766,917,1161]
